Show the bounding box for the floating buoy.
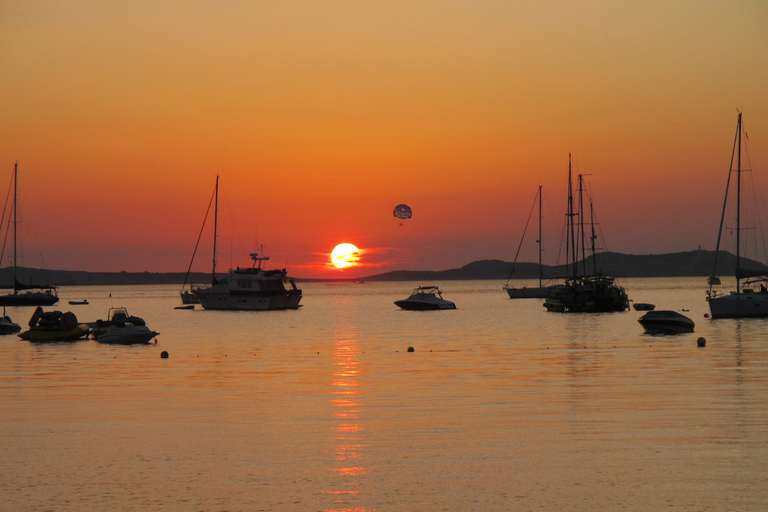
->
[697,337,706,347]
[161,351,169,358]
[704,313,709,318]
[407,346,414,352]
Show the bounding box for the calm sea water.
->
[1,277,767,511]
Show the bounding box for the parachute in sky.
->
[393,204,412,220]
[393,204,412,226]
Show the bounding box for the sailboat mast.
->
[736,112,742,291]
[212,175,219,286]
[12,162,17,294]
[537,185,542,288]
[590,193,598,276]
[578,174,588,277]
[567,154,577,280]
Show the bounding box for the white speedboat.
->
[638,310,695,335]
[395,286,456,310]
[89,307,152,340]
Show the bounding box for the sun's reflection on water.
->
[325,321,368,511]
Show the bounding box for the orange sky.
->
[1,1,767,278]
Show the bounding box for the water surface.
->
[1,278,767,511]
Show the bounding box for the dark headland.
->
[1,250,762,286]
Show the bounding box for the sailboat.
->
[0,162,59,307]
[706,112,768,318]
[504,186,555,298]
[190,177,303,311]
[543,154,629,313]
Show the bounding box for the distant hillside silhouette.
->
[0,250,763,285]
[361,250,765,281]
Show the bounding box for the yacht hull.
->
[0,292,59,307]
[707,293,768,318]
[195,289,302,311]
[504,286,549,299]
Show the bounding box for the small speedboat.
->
[638,310,695,335]
[18,307,89,342]
[96,324,159,345]
[633,302,656,311]
[395,286,456,310]
[68,299,89,305]
[89,307,154,342]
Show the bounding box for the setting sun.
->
[331,243,360,269]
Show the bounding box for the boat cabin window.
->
[237,279,252,288]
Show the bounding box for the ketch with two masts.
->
[543,154,629,313]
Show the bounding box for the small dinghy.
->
[18,308,89,342]
[0,308,21,335]
[395,286,456,310]
[638,310,695,335]
[633,302,655,311]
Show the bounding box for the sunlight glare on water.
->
[1,278,767,511]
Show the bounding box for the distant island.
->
[0,250,762,286]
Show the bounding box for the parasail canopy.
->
[393,204,412,220]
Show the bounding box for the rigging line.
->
[181,183,216,292]
[505,190,539,285]
[0,171,14,266]
[710,115,740,287]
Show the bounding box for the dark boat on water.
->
[0,163,59,307]
[638,310,695,335]
[543,154,629,313]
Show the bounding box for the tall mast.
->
[736,112,742,291]
[12,162,17,293]
[589,192,598,276]
[537,185,542,288]
[567,154,577,280]
[578,174,587,276]
[212,175,219,286]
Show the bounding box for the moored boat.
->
[18,307,89,342]
[638,310,695,335]
[0,309,21,335]
[707,112,768,318]
[633,302,656,311]
[504,186,558,299]
[543,155,629,313]
[95,324,159,345]
[395,286,456,310]
[0,162,59,307]
[89,307,150,340]
[189,177,302,311]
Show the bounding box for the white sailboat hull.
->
[707,292,768,318]
[505,286,552,299]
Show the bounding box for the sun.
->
[331,243,360,269]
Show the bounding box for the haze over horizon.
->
[2,1,767,279]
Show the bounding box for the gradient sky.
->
[1,1,767,278]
